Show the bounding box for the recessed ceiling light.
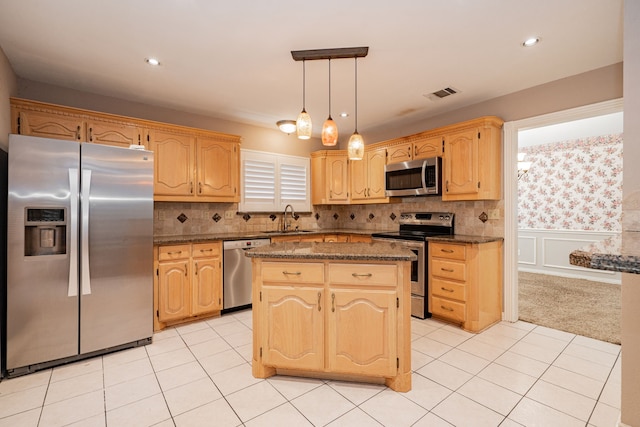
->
[145,57,160,66]
[339,112,349,118]
[522,37,540,47]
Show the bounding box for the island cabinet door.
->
[260,286,324,371]
[326,289,397,377]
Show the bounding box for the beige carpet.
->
[518,271,621,344]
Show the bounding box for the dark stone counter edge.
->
[154,231,504,245]
[245,253,416,261]
[570,250,640,275]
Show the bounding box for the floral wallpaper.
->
[518,133,623,231]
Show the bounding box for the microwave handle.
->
[421,160,428,190]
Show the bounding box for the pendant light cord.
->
[354,57,358,132]
[302,60,306,111]
[328,59,332,119]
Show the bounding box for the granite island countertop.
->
[569,232,640,274]
[245,241,418,261]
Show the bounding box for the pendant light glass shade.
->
[347,57,364,160]
[322,118,338,146]
[347,132,364,159]
[321,59,338,146]
[297,109,312,139]
[296,60,312,140]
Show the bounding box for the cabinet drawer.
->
[431,296,466,323]
[328,264,397,287]
[158,245,191,261]
[431,278,466,301]
[431,259,466,281]
[262,262,324,284]
[192,242,221,258]
[431,242,466,261]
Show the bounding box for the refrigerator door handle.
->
[68,168,79,297]
[81,169,92,295]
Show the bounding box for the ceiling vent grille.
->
[425,87,460,101]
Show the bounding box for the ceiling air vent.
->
[424,87,460,101]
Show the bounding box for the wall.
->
[154,198,502,238]
[0,46,18,150]
[621,1,640,425]
[366,63,623,144]
[518,133,623,231]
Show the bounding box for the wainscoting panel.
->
[518,229,621,284]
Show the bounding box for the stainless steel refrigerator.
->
[5,134,154,377]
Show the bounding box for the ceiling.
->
[0,1,624,141]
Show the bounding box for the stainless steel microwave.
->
[384,157,442,197]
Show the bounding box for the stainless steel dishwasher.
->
[223,238,271,312]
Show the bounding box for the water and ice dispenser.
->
[24,208,67,256]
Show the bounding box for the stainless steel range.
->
[372,212,454,319]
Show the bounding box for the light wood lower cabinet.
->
[154,242,222,330]
[252,259,411,391]
[428,240,503,332]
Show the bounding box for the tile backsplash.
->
[154,198,504,238]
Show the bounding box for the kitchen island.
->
[246,241,416,392]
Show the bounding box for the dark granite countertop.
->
[153,229,391,245]
[569,232,640,274]
[426,234,504,244]
[245,241,418,261]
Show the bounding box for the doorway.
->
[502,98,623,322]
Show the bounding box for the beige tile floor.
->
[0,309,621,426]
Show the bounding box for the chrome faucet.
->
[283,204,296,232]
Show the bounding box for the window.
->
[239,149,310,212]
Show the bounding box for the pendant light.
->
[347,57,364,160]
[321,59,338,146]
[296,60,312,140]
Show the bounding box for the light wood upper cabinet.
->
[14,108,85,141]
[443,128,479,197]
[386,136,444,164]
[86,120,144,147]
[150,131,241,202]
[196,137,238,199]
[442,118,502,201]
[414,136,444,160]
[311,150,350,205]
[350,147,388,203]
[11,98,241,203]
[150,129,196,197]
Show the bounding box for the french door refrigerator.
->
[5,134,154,377]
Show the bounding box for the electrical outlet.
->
[488,209,500,220]
[224,211,234,219]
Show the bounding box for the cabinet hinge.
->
[16,116,21,134]
[442,140,444,153]
[397,357,400,368]
[156,268,159,276]
[156,310,159,318]
[396,297,399,308]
